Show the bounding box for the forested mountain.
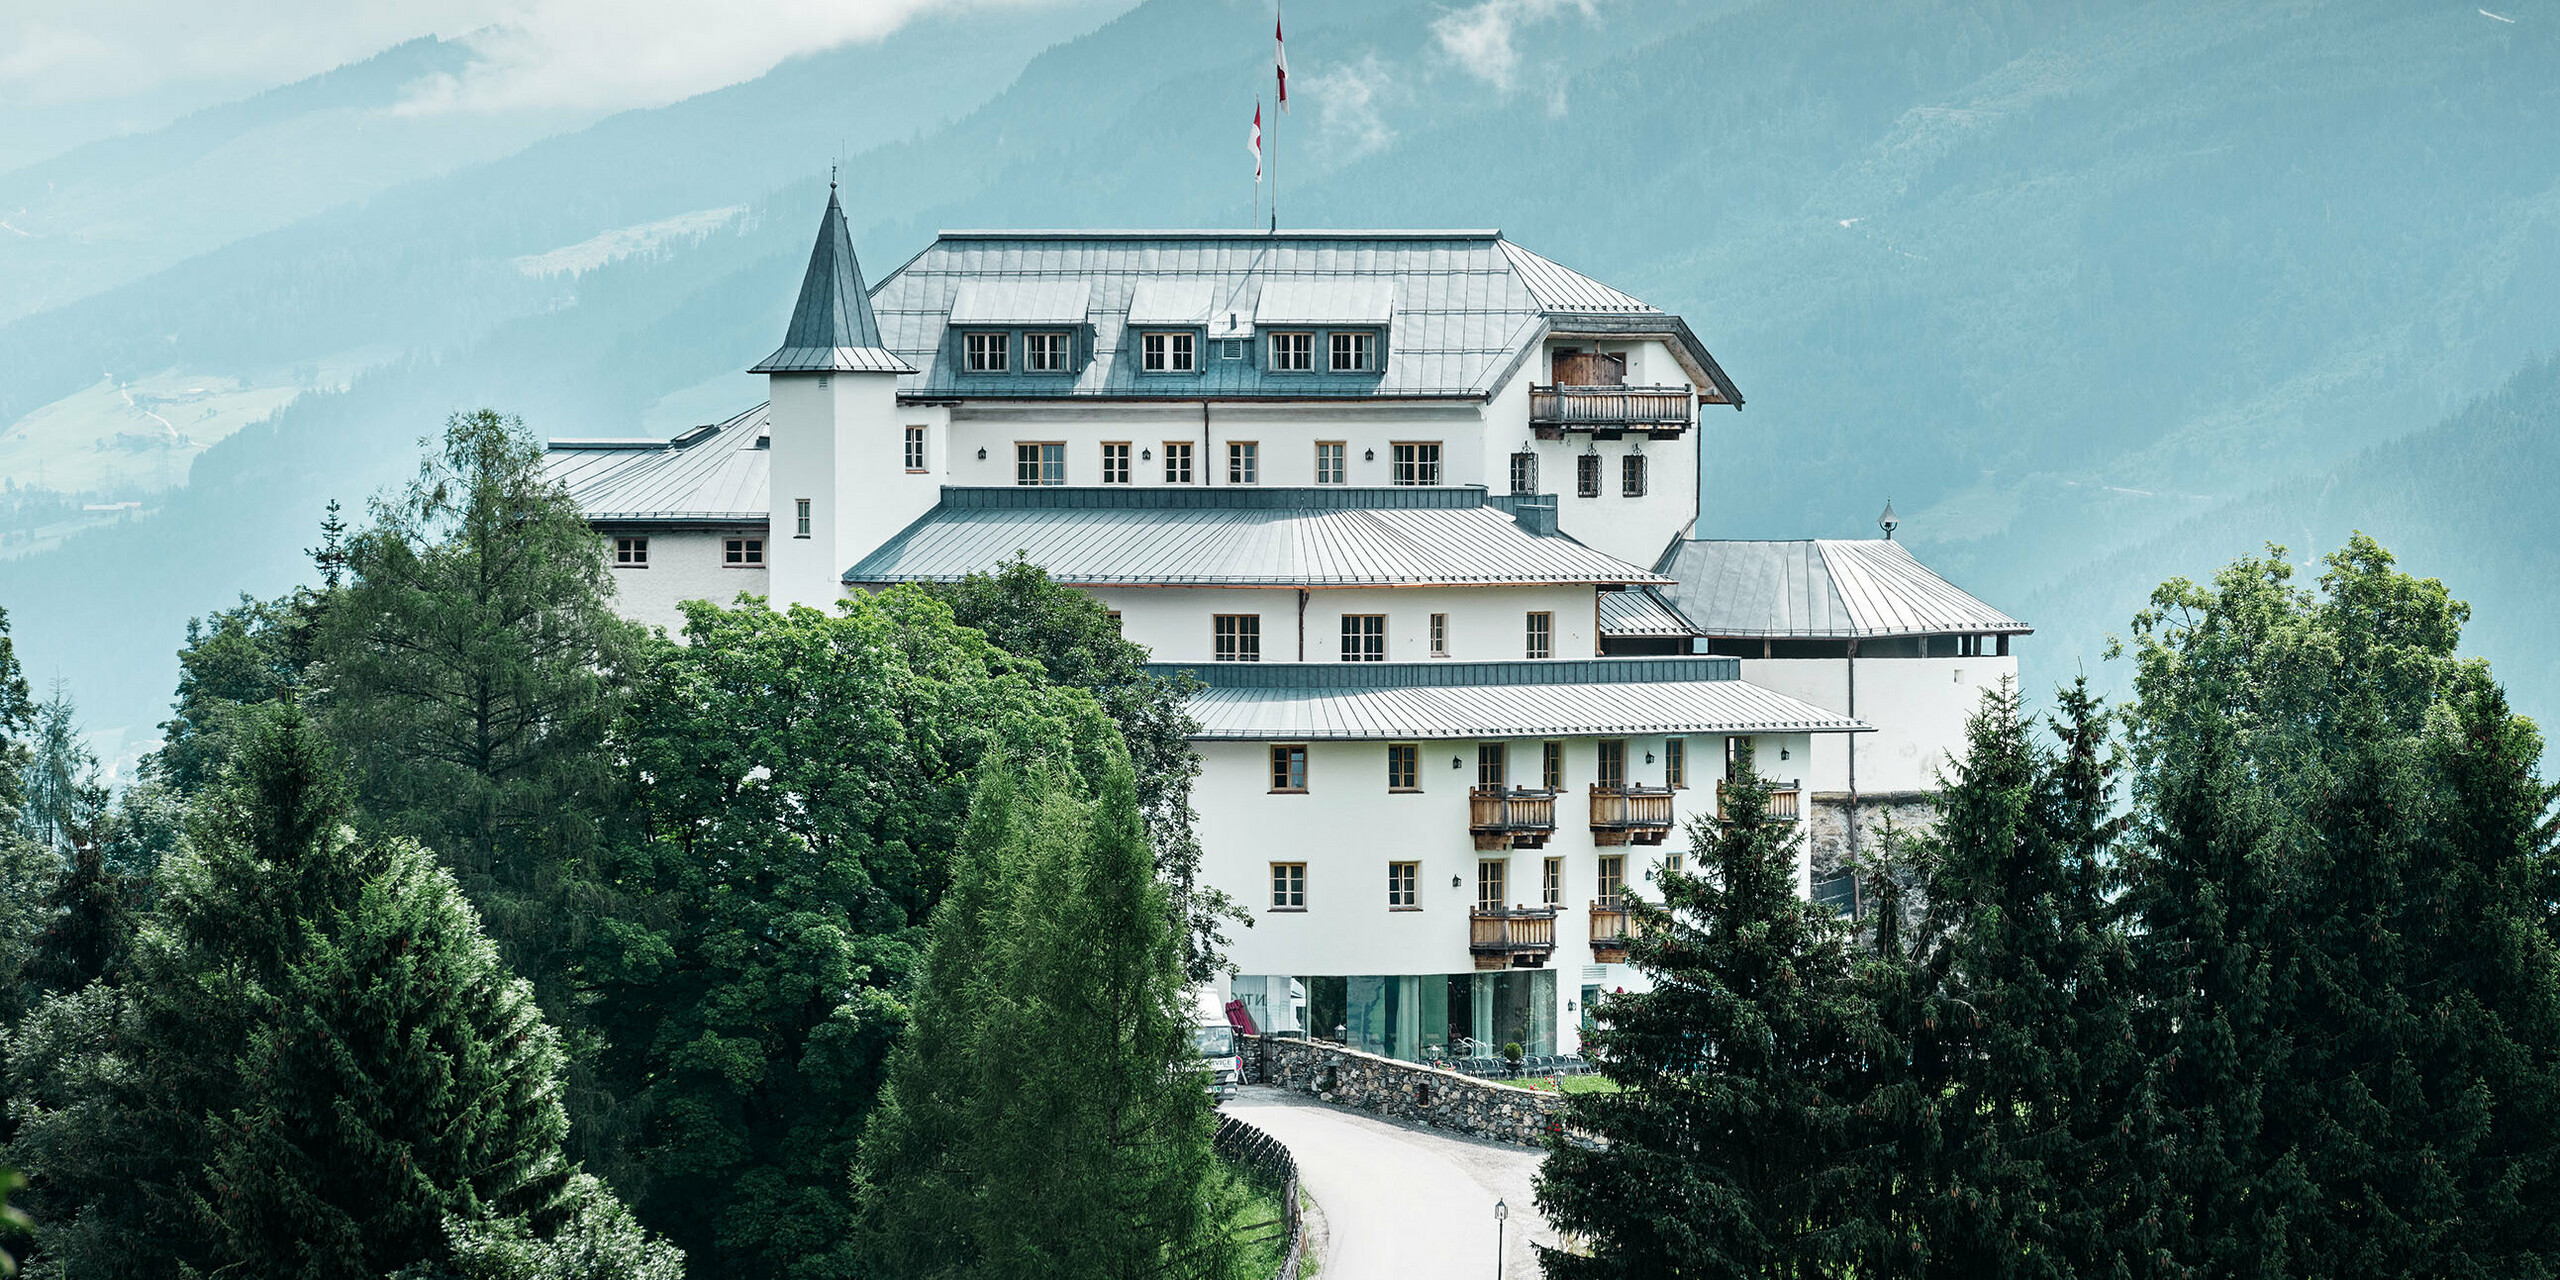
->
[4,0,2557,755]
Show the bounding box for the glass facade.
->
[1244,971,1557,1061]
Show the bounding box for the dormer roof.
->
[750,187,914,376]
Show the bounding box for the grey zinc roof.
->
[867,229,1741,403]
[1597,586,1698,638]
[1653,539,2030,638]
[846,486,1668,588]
[1154,658,1867,740]
[751,187,915,375]
[947,279,1091,325]
[544,404,771,525]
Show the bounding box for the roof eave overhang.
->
[585,514,772,531]
[1705,625,2036,640]
[847,574,1672,588]
[1541,312,1745,408]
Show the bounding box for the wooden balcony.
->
[1589,899,1638,963]
[1530,384,1695,438]
[1589,784,1676,846]
[1717,782,1803,823]
[1469,786,1559,851]
[1470,906,1558,970]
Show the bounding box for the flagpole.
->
[1272,1,1282,233]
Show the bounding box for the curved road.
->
[1227,1086,1555,1280]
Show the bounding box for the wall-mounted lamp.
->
[976,447,987,460]
[1451,756,1464,770]
[1142,447,1153,461]
[1630,437,1644,454]
[1780,747,1791,761]
[1644,751,1655,764]
[1364,448,1376,462]
[1451,875,1463,888]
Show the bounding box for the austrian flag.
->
[1274,11,1288,112]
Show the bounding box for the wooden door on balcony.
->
[1551,350,1625,386]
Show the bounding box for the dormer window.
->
[964,331,1008,372]
[1330,331,1375,372]
[1025,331,1068,372]
[1269,331,1313,371]
[1141,331,1195,372]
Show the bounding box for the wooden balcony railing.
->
[1470,906,1559,970]
[1530,384,1695,435]
[1589,783,1676,846]
[1717,782,1803,823]
[1589,899,1639,962]
[1469,786,1559,851]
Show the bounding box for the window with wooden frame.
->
[613,536,648,568]
[1214,614,1261,663]
[1510,450,1538,495]
[1391,441,1442,486]
[1597,855,1625,907]
[1269,331,1313,371]
[1228,440,1259,484]
[904,425,927,471]
[1526,611,1553,660]
[1429,613,1449,657]
[964,331,1008,372]
[1330,331,1375,373]
[1622,452,1649,497]
[1163,441,1194,484]
[1269,744,1308,793]
[1015,442,1065,485]
[1024,331,1068,372]
[1477,742,1507,788]
[1597,739,1627,787]
[1100,442,1131,484]
[1141,331,1195,372]
[1270,862,1306,910]
[794,498,811,538]
[723,537,763,567]
[1340,614,1386,662]
[1576,453,1602,498]
[1543,740,1564,790]
[1543,856,1563,907]
[1665,737,1687,788]
[1386,743,1420,792]
[1664,852,1684,876]
[1315,441,1346,484]
[1476,859,1508,911]
[1388,861,1419,909]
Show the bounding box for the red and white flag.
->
[1274,9,1289,112]
[1250,101,1264,181]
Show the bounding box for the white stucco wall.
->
[602,530,770,635]
[1738,654,2018,796]
[940,400,1487,489]
[1093,584,1602,664]
[1500,339,1702,568]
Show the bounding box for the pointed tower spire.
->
[750,184,913,374]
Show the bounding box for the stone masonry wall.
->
[1244,1035,1565,1148]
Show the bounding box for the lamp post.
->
[1494,1197,1508,1280]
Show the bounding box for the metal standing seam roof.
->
[1165,658,1869,740]
[1596,586,1698,638]
[750,187,915,375]
[1652,539,2030,639]
[867,229,1741,403]
[844,486,1669,588]
[544,404,771,524]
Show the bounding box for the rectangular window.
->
[1429,613,1449,657]
[1015,442,1065,485]
[1101,442,1131,484]
[1623,453,1649,497]
[1477,860,1507,911]
[1271,862,1306,910]
[1477,742,1507,788]
[1329,331,1375,372]
[1388,861,1419,909]
[1214,614,1262,663]
[1598,739,1627,787]
[794,498,811,538]
[1543,856,1563,907]
[1387,743,1420,792]
[1142,331,1195,372]
[1163,441,1194,484]
[1315,442,1346,485]
[1510,450,1538,496]
[1543,741,1564,790]
[613,536,648,568]
[1107,611,1122,631]
[1270,745,1308,793]
[904,425,927,472]
[1340,614,1386,662]
[1577,453,1603,498]
[1220,338,1248,360]
[1526,611,1553,660]
[1665,737,1687,788]
[1391,442,1442,487]
[1597,854,1625,907]
[964,331,1008,372]
[724,537,764,567]
[1665,852,1685,876]
[1025,331,1067,372]
[1228,441,1259,485]
[1269,331,1313,371]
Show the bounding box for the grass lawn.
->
[1227,1164,1292,1279]
[1515,1073,1621,1095]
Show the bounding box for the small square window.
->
[1340,614,1386,663]
[1220,338,1248,360]
[1271,862,1306,910]
[1025,331,1067,372]
[1526,611,1553,660]
[1391,442,1441,487]
[1429,613,1449,657]
[1142,331,1196,372]
[1228,441,1259,485]
[1510,451,1538,496]
[1330,331,1375,372]
[1215,614,1261,663]
[1577,453,1602,498]
[1016,442,1066,485]
[904,426,927,472]
[1388,861,1419,909]
[1270,745,1308,793]
[1387,743,1419,792]
[1623,453,1649,497]
[1163,441,1194,484]
[1269,331,1313,371]
[1315,442,1345,485]
[724,537,764,566]
[614,536,648,568]
[1101,442,1131,484]
[964,331,1008,372]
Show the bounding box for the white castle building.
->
[548,190,2028,1060]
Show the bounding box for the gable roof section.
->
[846,485,1667,588]
[1653,539,2029,638]
[869,230,1740,403]
[1597,586,1698,638]
[544,404,770,526]
[751,187,914,375]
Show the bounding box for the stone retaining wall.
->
[1244,1035,1565,1148]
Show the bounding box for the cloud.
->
[1306,53,1400,161]
[1430,0,1596,92]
